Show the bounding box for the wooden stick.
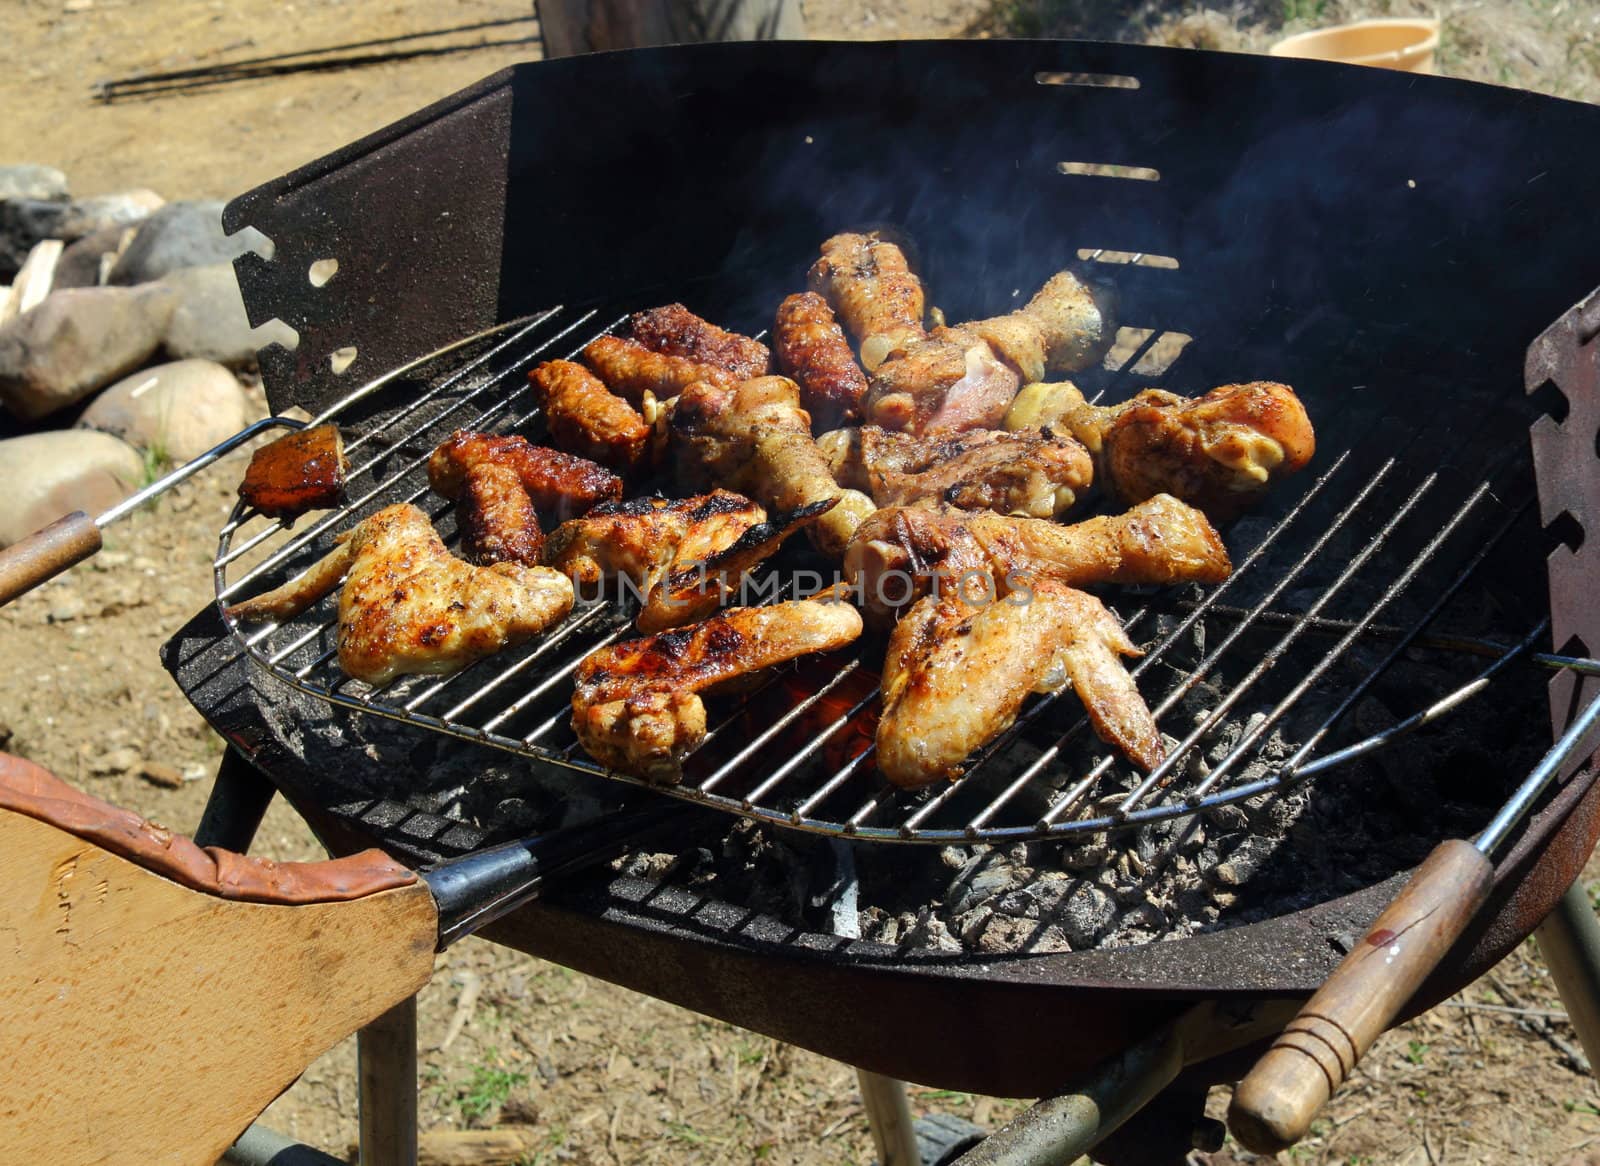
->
[0,510,102,607]
[1229,839,1494,1154]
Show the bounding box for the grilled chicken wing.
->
[572,597,864,781]
[458,462,544,565]
[225,503,574,686]
[878,581,1160,787]
[529,359,652,474]
[670,376,876,557]
[845,494,1232,622]
[774,291,870,428]
[583,335,738,405]
[965,269,1115,383]
[1005,381,1315,519]
[808,232,926,371]
[818,424,1092,519]
[428,431,622,522]
[629,303,771,380]
[542,491,768,593]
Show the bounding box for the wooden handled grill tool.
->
[0,752,692,1164]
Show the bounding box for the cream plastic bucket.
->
[1268,18,1440,73]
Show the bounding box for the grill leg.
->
[860,1069,922,1166]
[193,747,276,852]
[359,995,420,1166]
[1536,880,1600,1074]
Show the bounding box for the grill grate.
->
[215,305,1584,844]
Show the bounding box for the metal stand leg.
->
[193,747,277,851]
[861,1069,922,1166]
[1535,880,1600,1074]
[359,996,420,1166]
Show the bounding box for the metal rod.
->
[98,416,298,528]
[222,1123,347,1166]
[1477,691,1600,854]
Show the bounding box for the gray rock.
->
[159,262,291,367]
[0,164,68,203]
[0,284,175,419]
[1053,880,1115,948]
[77,359,249,463]
[108,200,271,285]
[0,190,162,275]
[51,224,140,290]
[0,429,144,546]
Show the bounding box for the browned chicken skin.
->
[572,596,864,781]
[807,232,926,371]
[629,303,771,380]
[818,424,1092,519]
[582,334,738,405]
[670,376,877,557]
[878,581,1160,787]
[225,503,575,686]
[427,431,622,522]
[844,494,1232,623]
[237,424,348,519]
[1005,381,1316,519]
[541,491,768,594]
[773,291,870,428]
[965,269,1116,383]
[529,359,651,474]
[458,462,544,565]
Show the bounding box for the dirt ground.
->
[4,1,1600,1163]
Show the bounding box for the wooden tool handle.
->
[1229,839,1494,1154]
[0,510,101,606]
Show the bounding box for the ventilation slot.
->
[1058,162,1160,181]
[1077,249,1179,269]
[329,346,358,375]
[308,258,339,287]
[1035,71,1139,89]
[1103,327,1193,376]
[1526,377,1570,425]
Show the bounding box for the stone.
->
[137,761,184,789]
[0,283,175,419]
[107,200,272,285]
[90,745,142,775]
[52,224,138,290]
[0,429,145,547]
[0,190,162,276]
[77,359,249,463]
[0,164,68,203]
[159,262,293,367]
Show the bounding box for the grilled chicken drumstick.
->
[845,493,1232,623]
[1005,381,1315,519]
[818,425,1093,519]
[629,303,771,381]
[427,432,622,521]
[863,269,1114,436]
[878,580,1160,787]
[774,291,871,428]
[457,462,545,565]
[572,596,864,781]
[529,359,652,475]
[671,375,876,557]
[225,503,575,686]
[807,231,927,371]
[582,335,739,404]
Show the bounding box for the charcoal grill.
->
[153,37,1600,1161]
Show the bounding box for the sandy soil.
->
[3,2,1600,1164]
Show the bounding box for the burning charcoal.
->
[1053,880,1115,948]
[944,850,1022,916]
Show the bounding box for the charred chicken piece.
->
[225,503,574,686]
[1005,381,1316,519]
[582,335,738,406]
[541,491,768,593]
[670,376,876,557]
[807,232,926,371]
[844,494,1232,623]
[818,425,1092,519]
[773,291,870,428]
[629,303,771,380]
[458,462,544,565]
[572,596,864,781]
[878,581,1160,787]
[237,424,349,519]
[529,359,652,474]
[427,431,622,524]
[862,325,1019,436]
